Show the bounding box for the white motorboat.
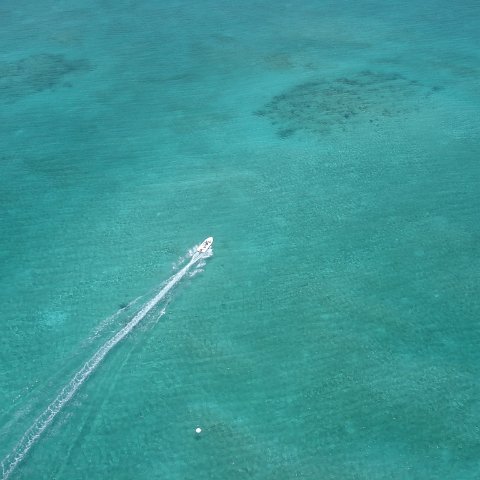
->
[197,237,214,253]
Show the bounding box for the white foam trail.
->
[0,298,143,444]
[1,248,210,480]
[172,245,198,271]
[87,295,143,343]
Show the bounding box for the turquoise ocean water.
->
[1,1,479,478]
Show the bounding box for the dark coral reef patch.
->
[0,53,90,102]
[255,70,436,138]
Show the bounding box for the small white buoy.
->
[195,427,202,434]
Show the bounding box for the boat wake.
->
[1,242,213,480]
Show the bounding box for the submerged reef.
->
[0,53,90,102]
[255,70,437,138]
